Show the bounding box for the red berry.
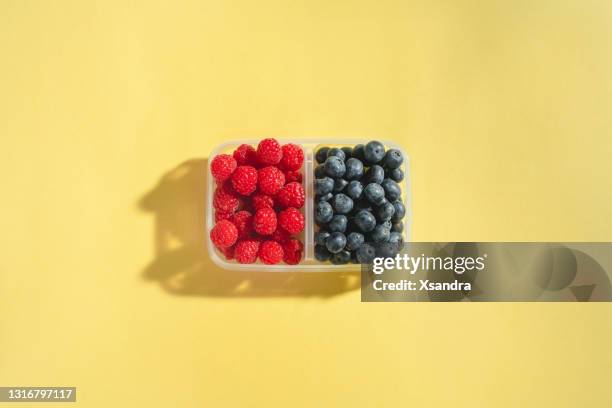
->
[270,227,290,243]
[256,138,282,165]
[252,194,275,211]
[259,240,284,265]
[280,143,304,171]
[230,210,254,239]
[253,207,277,235]
[278,207,305,235]
[233,144,257,166]
[257,166,285,195]
[284,170,302,183]
[276,182,305,209]
[219,245,234,260]
[213,183,240,213]
[234,239,260,264]
[210,220,238,248]
[231,165,258,196]
[210,154,237,182]
[215,211,233,222]
[282,239,303,265]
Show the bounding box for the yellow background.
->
[1,0,611,406]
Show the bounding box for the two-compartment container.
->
[207,139,411,271]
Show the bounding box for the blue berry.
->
[315,201,333,224]
[314,164,325,178]
[375,201,396,222]
[346,232,365,251]
[332,193,353,214]
[370,224,390,243]
[346,180,363,200]
[315,244,331,261]
[341,146,353,159]
[327,147,346,161]
[352,144,365,161]
[356,243,376,263]
[324,156,346,178]
[315,177,334,195]
[325,232,347,254]
[328,215,348,233]
[364,165,385,184]
[392,221,404,233]
[381,178,401,201]
[345,158,364,180]
[376,242,400,258]
[315,230,330,246]
[315,147,329,164]
[331,250,351,264]
[392,200,406,222]
[383,148,403,169]
[389,168,404,182]
[364,183,386,205]
[354,210,376,232]
[316,192,333,202]
[332,178,348,193]
[388,231,403,249]
[364,141,385,164]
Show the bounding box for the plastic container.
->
[207,139,411,271]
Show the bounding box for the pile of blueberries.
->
[314,141,406,264]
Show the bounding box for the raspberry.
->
[210,154,237,182]
[270,227,290,243]
[257,166,285,195]
[234,239,260,264]
[230,210,254,239]
[284,170,302,183]
[278,207,305,234]
[210,219,238,248]
[252,194,275,211]
[282,238,303,265]
[253,207,277,235]
[231,165,258,196]
[280,143,304,171]
[256,138,282,165]
[259,240,284,265]
[233,144,257,166]
[213,183,240,213]
[276,182,305,209]
[219,245,234,260]
[215,211,233,222]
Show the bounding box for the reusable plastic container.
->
[207,139,411,271]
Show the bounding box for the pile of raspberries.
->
[209,138,305,265]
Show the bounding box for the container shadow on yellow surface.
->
[139,159,359,297]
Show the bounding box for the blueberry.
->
[332,178,348,193]
[341,146,353,159]
[346,232,365,251]
[376,242,400,258]
[388,231,404,249]
[375,201,396,222]
[392,200,406,222]
[315,201,333,224]
[364,183,386,205]
[314,244,331,261]
[354,210,377,232]
[315,147,330,164]
[383,148,403,169]
[389,168,404,182]
[328,215,348,233]
[352,144,365,161]
[315,177,334,195]
[314,164,325,178]
[331,250,351,265]
[345,158,364,180]
[324,156,346,178]
[356,243,376,263]
[316,192,333,202]
[364,165,385,184]
[325,232,347,254]
[327,147,346,161]
[315,230,330,246]
[364,141,385,164]
[381,178,401,201]
[370,224,390,243]
[346,180,363,200]
[392,221,404,233]
[332,193,353,214]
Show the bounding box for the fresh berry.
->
[315,231,331,246]
[253,207,277,235]
[354,210,376,232]
[276,182,305,209]
[315,244,331,261]
[271,226,290,243]
[315,201,333,224]
[314,164,325,178]
[219,245,234,260]
[282,239,303,265]
[252,194,275,210]
[324,156,345,178]
[341,147,353,159]
[346,232,365,251]
[316,193,333,202]
[230,210,254,239]
[331,193,353,214]
[258,166,285,195]
[332,178,348,193]
[381,179,401,201]
[388,232,404,249]
[375,201,395,222]
[280,143,304,171]
[314,177,334,195]
[234,239,260,264]
[259,240,284,264]
[215,211,233,222]
[315,147,330,164]
[210,154,237,182]
[352,144,365,161]
[392,201,406,222]
[210,220,238,248]
[256,138,282,165]
[370,224,390,243]
[346,180,363,200]
[331,250,351,264]
[364,183,386,205]
[284,170,302,183]
[213,184,240,213]
[233,144,257,166]
[364,140,385,164]
[364,165,385,184]
[278,207,305,235]
[389,168,404,182]
[328,215,347,233]
[327,147,346,161]
[356,243,376,263]
[345,158,364,180]
[392,221,404,233]
[383,148,404,169]
[325,232,346,254]
[231,165,258,196]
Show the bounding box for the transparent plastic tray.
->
[206,139,411,271]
